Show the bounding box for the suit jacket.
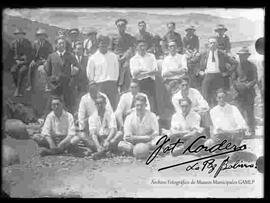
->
[73,54,89,90]
[162,31,183,54]
[198,50,237,75]
[9,38,33,65]
[183,34,199,51]
[216,34,231,53]
[45,51,79,80]
[33,39,53,61]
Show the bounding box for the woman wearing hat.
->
[215,24,231,54]
[232,47,258,137]
[9,27,33,97]
[26,28,53,92]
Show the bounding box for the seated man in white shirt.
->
[118,94,160,155]
[87,94,123,159]
[130,38,159,114]
[32,96,77,157]
[205,89,248,147]
[115,79,151,131]
[162,40,188,92]
[170,97,204,156]
[72,81,113,152]
[172,76,209,114]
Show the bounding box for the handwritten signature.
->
[146,135,256,177]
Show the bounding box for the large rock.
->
[133,143,150,160]
[3,145,20,167]
[5,119,29,140]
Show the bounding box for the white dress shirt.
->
[210,103,248,135]
[56,50,66,58]
[88,109,117,136]
[172,88,209,113]
[86,50,119,83]
[41,110,75,138]
[115,92,151,117]
[130,52,158,80]
[161,53,188,80]
[78,92,113,130]
[124,110,159,139]
[170,110,202,133]
[205,50,220,73]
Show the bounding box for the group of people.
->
[5,18,261,159]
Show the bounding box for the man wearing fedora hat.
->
[83,28,98,57]
[110,18,136,92]
[232,47,258,137]
[26,28,53,92]
[162,22,183,55]
[215,24,231,54]
[66,28,81,53]
[183,25,199,53]
[9,27,33,97]
[183,25,201,90]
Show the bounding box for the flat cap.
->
[215,24,228,32]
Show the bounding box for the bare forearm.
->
[106,128,116,142]
[45,136,56,149]
[92,134,102,148]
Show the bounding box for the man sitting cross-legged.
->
[205,88,248,148]
[118,94,161,155]
[86,94,123,159]
[169,97,204,156]
[115,79,151,132]
[32,96,77,157]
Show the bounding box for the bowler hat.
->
[68,28,79,35]
[138,20,146,26]
[115,18,128,26]
[36,28,48,37]
[215,24,228,32]
[237,47,251,55]
[13,27,26,35]
[185,25,196,32]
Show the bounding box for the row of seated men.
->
[32,77,248,159]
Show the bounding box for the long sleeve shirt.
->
[172,88,209,113]
[86,50,119,83]
[210,103,248,135]
[130,52,158,80]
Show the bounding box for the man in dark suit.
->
[26,28,53,91]
[45,36,80,114]
[232,47,258,137]
[135,21,154,52]
[110,18,136,93]
[72,41,89,108]
[162,22,183,55]
[197,36,237,107]
[66,28,81,53]
[8,27,33,97]
[215,24,231,54]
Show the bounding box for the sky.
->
[4,8,265,22]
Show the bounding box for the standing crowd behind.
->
[5,18,262,159]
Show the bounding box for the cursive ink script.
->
[185,156,256,178]
[145,135,248,176]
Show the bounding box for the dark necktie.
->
[211,50,215,62]
[131,95,136,108]
[60,53,63,61]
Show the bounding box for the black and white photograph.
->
[2,8,265,198]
